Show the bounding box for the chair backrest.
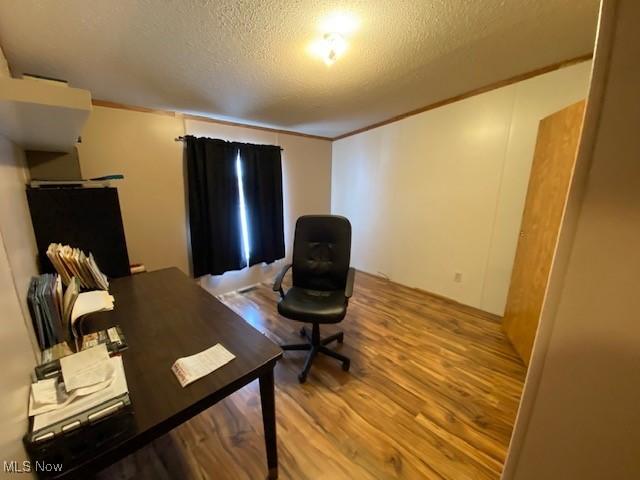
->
[292,215,352,292]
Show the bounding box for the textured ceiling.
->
[0,0,599,138]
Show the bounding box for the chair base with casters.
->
[281,324,350,383]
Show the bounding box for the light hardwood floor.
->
[98,272,525,480]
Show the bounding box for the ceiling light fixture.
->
[309,12,358,66]
[319,32,347,66]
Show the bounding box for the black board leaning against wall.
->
[26,187,130,278]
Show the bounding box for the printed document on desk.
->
[60,344,113,392]
[172,344,235,387]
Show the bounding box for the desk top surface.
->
[36,267,282,477]
[105,267,281,427]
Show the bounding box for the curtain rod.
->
[174,136,283,151]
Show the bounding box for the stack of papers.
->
[69,290,115,341]
[172,344,235,387]
[27,275,114,351]
[46,243,109,290]
[29,345,128,432]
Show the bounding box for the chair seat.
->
[278,287,347,324]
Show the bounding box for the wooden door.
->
[503,100,586,365]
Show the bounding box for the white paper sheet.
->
[59,343,113,392]
[71,291,114,324]
[29,379,71,416]
[70,290,115,339]
[171,344,235,387]
[31,378,58,405]
[29,376,114,416]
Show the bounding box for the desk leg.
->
[259,368,278,479]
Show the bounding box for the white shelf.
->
[0,77,92,152]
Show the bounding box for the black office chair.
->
[273,215,355,383]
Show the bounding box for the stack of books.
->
[46,243,109,290]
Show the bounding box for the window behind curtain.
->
[237,142,285,267]
[185,136,245,277]
[185,136,285,277]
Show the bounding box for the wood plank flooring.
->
[98,272,525,480]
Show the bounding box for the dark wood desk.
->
[30,268,282,479]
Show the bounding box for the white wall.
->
[504,1,640,478]
[185,119,332,295]
[331,62,591,314]
[0,135,39,474]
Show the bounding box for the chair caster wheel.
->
[342,360,350,372]
[337,332,344,344]
[299,327,306,337]
[298,373,307,383]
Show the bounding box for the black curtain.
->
[185,136,245,277]
[238,143,285,267]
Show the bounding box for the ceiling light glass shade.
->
[308,12,357,66]
[319,32,347,65]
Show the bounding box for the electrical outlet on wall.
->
[454,272,463,283]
